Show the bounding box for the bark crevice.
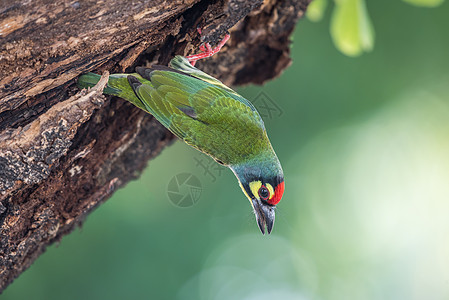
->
[0,0,311,291]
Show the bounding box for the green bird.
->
[78,46,284,234]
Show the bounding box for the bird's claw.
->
[186,29,230,66]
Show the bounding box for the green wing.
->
[168,56,259,113]
[127,68,269,165]
[168,56,234,92]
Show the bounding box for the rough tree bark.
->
[0,0,311,291]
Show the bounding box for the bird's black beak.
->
[251,198,275,235]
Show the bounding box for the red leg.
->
[186,33,230,66]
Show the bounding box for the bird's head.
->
[231,159,284,234]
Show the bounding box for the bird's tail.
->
[78,73,124,96]
[78,72,151,112]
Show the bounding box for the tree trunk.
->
[0,0,311,291]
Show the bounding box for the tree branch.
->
[0,0,311,291]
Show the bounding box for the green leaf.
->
[402,0,445,7]
[330,0,375,57]
[306,0,328,22]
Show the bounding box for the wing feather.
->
[128,62,269,164]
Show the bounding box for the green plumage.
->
[78,55,284,234]
[78,56,276,167]
[78,72,150,112]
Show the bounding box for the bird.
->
[77,34,284,234]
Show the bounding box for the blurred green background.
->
[4,0,449,299]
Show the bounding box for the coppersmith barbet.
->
[78,36,285,234]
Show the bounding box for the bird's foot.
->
[186,28,230,66]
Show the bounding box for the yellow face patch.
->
[265,183,274,200]
[249,180,262,200]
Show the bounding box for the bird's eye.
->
[258,186,270,200]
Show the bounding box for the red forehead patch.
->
[268,181,284,205]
